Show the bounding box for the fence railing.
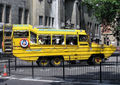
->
[0,54,120,83]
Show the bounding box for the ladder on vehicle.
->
[3,24,13,54]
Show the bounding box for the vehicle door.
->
[65,34,78,60]
[78,35,90,60]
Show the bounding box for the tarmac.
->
[0,76,120,85]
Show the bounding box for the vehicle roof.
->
[13,24,87,35]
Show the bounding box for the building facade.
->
[0,0,101,46]
[29,0,100,41]
[0,0,100,33]
[0,0,30,51]
[0,0,30,24]
[29,0,65,29]
[65,0,100,42]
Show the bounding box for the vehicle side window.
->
[79,35,88,42]
[14,31,29,38]
[66,35,77,45]
[38,34,51,45]
[52,35,64,45]
[30,32,37,43]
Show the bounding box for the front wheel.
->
[93,57,102,64]
[50,57,63,67]
[36,57,50,67]
[87,56,104,65]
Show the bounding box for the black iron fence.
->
[0,53,120,83]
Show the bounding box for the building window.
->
[0,4,3,22]
[45,16,48,26]
[90,22,92,28]
[5,5,11,23]
[52,18,54,26]
[48,17,51,26]
[107,38,110,45]
[97,24,99,33]
[39,0,43,2]
[95,24,97,33]
[39,16,43,25]
[24,9,29,24]
[47,0,52,3]
[18,8,23,24]
[104,37,106,44]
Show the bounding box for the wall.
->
[0,0,29,24]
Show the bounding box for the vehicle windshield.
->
[79,35,88,42]
[14,31,29,38]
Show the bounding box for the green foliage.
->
[83,0,120,24]
[116,26,120,30]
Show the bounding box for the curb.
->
[1,76,120,85]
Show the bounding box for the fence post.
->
[15,57,17,71]
[8,58,11,76]
[32,61,34,79]
[63,59,65,80]
[100,62,102,83]
[116,56,118,66]
[69,56,71,68]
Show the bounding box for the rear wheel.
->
[50,57,63,67]
[36,57,50,67]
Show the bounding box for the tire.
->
[50,57,63,67]
[36,57,50,67]
[93,57,102,64]
[87,55,104,65]
[87,57,94,65]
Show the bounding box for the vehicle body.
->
[2,24,116,66]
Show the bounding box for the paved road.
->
[0,56,120,85]
[0,77,120,85]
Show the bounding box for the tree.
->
[83,0,120,32]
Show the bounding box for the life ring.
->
[20,39,29,48]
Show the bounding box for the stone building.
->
[0,0,30,24]
[0,0,99,29]
[64,0,100,42]
[0,0,30,52]
[29,0,100,41]
[0,0,100,46]
[29,0,56,27]
[29,0,65,29]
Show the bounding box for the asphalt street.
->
[0,77,120,85]
[0,56,120,85]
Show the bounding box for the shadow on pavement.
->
[52,71,120,85]
[0,78,8,85]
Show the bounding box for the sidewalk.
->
[0,76,120,85]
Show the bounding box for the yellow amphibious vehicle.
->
[2,24,116,66]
